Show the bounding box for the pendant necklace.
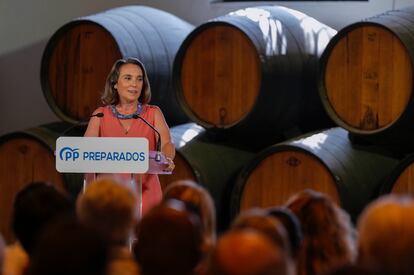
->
[111,103,142,134]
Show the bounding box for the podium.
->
[56,136,170,218]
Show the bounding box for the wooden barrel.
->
[380,153,414,195]
[0,123,84,243]
[173,6,336,149]
[41,5,194,126]
[160,123,255,229]
[159,123,205,191]
[230,127,399,221]
[319,7,414,141]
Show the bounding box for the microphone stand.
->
[132,114,162,162]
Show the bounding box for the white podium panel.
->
[56,137,149,173]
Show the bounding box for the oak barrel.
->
[380,153,414,195]
[174,6,336,149]
[319,6,414,140]
[160,123,255,229]
[41,5,193,126]
[230,127,399,220]
[0,123,84,243]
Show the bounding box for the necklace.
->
[111,103,142,119]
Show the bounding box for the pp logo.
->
[59,147,80,161]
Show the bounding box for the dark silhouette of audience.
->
[12,182,73,256]
[4,177,414,275]
[134,199,203,275]
[27,217,108,275]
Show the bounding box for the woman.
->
[84,57,175,216]
[286,189,356,275]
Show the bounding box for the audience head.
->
[134,198,202,275]
[207,229,293,275]
[231,208,291,255]
[102,57,151,105]
[28,217,108,275]
[12,182,73,255]
[164,180,216,251]
[266,206,303,258]
[357,194,414,275]
[76,177,138,245]
[286,189,356,275]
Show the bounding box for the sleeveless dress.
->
[96,104,162,216]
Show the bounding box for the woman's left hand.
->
[163,157,175,172]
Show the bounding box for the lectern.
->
[56,136,170,218]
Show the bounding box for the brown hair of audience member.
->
[164,180,216,253]
[134,199,203,275]
[12,182,73,256]
[206,229,293,275]
[231,208,291,256]
[76,177,138,245]
[266,206,303,259]
[357,194,414,275]
[286,189,356,275]
[28,217,108,275]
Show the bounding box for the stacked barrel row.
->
[161,6,342,229]
[0,6,195,243]
[165,5,414,228]
[318,7,414,197]
[226,5,414,224]
[3,3,414,242]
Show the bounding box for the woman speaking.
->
[84,57,175,216]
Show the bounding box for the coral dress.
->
[96,104,162,216]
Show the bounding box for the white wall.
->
[0,0,412,135]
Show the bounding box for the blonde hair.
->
[357,194,414,274]
[76,177,138,244]
[164,180,216,252]
[101,57,151,105]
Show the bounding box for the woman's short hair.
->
[101,57,151,105]
[76,177,138,244]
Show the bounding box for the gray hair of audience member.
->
[76,177,138,245]
[357,194,414,275]
[12,182,73,255]
[163,180,216,252]
[0,233,5,272]
[134,198,203,275]
[206,229,294,275]
[231,208,291,257]
[286,189,357,275]
[28,217,108,275]
[266,206,303,259]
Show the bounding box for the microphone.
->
[60,112,104,136]
[132,114,162,162]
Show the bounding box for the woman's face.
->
[115,63,143,104]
